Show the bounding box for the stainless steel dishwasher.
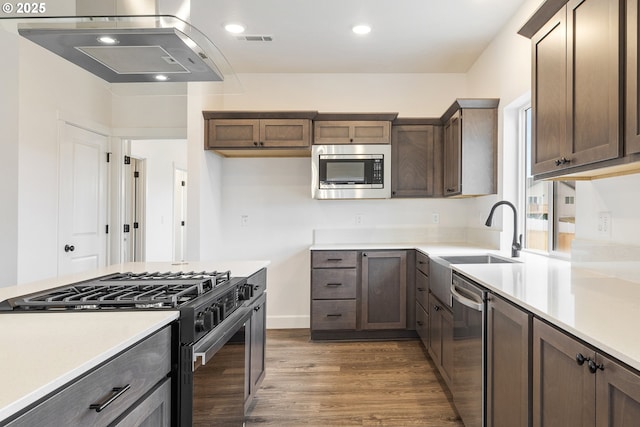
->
[451,271,487,427]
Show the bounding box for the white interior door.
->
[174,168,187,262]
[58,123,109,276]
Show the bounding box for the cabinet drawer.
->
[416,251,429,276]
[416,270,429,308]
[312,269,357,299]
[312,300,357,330]
[311,251,357,268]
[7,327,171,427]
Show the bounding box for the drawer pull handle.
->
[326,283,342,287]
[326,258,343,262]
[417,321,424,326]
[417,287,426,292]
[326,313,342,317]
[418,261,426,265]
[89,384,131,413]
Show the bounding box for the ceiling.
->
[190,0,530,74]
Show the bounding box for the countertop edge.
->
[0,311,178,421]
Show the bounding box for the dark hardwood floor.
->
[246,329,463,426]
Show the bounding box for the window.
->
[522,107,575,255]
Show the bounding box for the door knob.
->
[64,244,75,252]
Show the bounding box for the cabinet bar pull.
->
[326,258,343,262]
[89,384,131,412]
[326,313,342,317]
[417,287,426,291]
[326,283,343,286]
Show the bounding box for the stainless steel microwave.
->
[311,144,391,199]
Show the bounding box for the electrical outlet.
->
[597,211,611,237]
[432,213,440,224]
[240,215,249,227]
[355,214,364,225]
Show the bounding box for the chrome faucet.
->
[485,200,522,258]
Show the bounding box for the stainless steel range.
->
[0,269,266,426]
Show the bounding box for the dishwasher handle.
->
[450,283,484,312]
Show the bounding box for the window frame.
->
[518,104,573,259]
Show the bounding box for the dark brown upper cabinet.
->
[521,0,622,179]
[627,0,640,156]
[312,113,398,144]
[391,119,443,198]
[441,99,499,197]
[203,111,317,157]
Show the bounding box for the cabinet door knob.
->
[434,305,440,311]
[253,141,258,146]
[64,244,75,252]
[588,359,604,374]
[576,353,587,365]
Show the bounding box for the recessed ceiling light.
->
[225,23,246,34]
[97,36,119,45]
[155,75,169,81]
[352,25,371,35]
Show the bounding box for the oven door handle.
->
[192,306,251,368]
[450,283,484,312]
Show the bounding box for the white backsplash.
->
[572,239,640,284]
[313,226,498,246]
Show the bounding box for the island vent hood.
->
[8,0,234,83]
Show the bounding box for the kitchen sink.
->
[437,254,521,264]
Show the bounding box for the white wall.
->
[131,139,188,262]
[16,39,113,285]
[0,30,20,287]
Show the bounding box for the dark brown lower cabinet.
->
[533,318,640,427]
[533,318,596,427]
[428,292,453,387]
[361,251,407,330]
[415,301,429,349]
[486,294,531,427]
[595,353,640,426]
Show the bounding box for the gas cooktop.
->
[0,270,235,311]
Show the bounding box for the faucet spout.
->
[485,200,522,258]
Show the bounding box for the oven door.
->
[179,306,251,426]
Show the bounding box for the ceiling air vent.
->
[235,35,273,42]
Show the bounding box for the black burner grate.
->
[4,271,233,310]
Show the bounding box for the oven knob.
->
[195,310,215,332]
[238,284,253,300]
[195,312,206,332]
[211,304,222,326]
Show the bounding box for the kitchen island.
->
[0,260,269,424]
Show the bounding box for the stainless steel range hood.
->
[3,0,234,83]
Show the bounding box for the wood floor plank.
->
[246,329,463,426]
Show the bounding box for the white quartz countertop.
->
[312,243,640,372]
[450,254,640,372]
[0,260,270,422]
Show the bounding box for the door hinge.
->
[134,171,140,178]
[133,222,139,229]
[106,152,111,163]
[123,224,130,233]
[124,155,131,165]
[105,224,109,234]
[181,180,186,187]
